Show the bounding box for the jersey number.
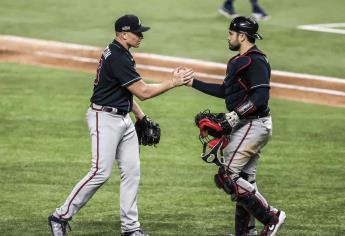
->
[94,56,104,86]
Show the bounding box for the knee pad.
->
[240,171,256,185]
[214,173,234,195]
[214,166,236,196]
[214,167,258,203]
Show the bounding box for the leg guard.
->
[234,171,258,236]
[235,203,250,236]
[237,194,278,226]
[215,167,278,226]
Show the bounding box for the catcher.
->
[189,17,286,236]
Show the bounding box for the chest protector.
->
[224,50,266,112]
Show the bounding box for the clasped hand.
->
[171,67,195,86]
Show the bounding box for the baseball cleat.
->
[48,215,71,236]
[259,210,286,236]
[121,229,149,236]
[218,7,238,19]
[251,13,271,21]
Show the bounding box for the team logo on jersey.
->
[103,46,111,59]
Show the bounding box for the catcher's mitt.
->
[135,116,161,146]
[194,109,232,137]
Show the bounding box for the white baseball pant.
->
[54,108,141,233]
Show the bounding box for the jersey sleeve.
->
[245,57,270,90]
[110,56,142,87]
[192,79,226,98]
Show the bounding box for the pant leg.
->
[224,116,271,175]
[223,0,236,13]
[54,109,125,219]
[223,117,275,225]
[116,115,141,233]
[249,0,266,14]
[242,154,260,235]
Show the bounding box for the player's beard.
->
[228,41,240,51]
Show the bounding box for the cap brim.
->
[132,26,150,33]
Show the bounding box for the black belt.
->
[90,103,127,116]
[245,112,270,119]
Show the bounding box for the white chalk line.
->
[2,35,345,97]
[271,82,345,96]
[298,23,345,35]
[33,51,345,97]
[0,35,101,51]
[35,51,98,63]
[134,52,227,68]
[2,35,344,83]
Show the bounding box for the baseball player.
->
[48,14,193,236]
[187,16,285,236]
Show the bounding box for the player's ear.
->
[239,33,246,42]
[123,32,128,40]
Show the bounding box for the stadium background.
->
[0,0,344,235]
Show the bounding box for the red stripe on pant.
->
[59,112,100,218]
[227,121,253,169]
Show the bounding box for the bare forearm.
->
[132,100,145,120]
[135,79,172,100]
[128,68,194,101]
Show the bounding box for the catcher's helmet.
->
[229,16,263,40]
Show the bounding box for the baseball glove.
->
[194,109,232,137]
[135,116,161,146]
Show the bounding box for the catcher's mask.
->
[198,117,229,165]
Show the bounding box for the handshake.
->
[170,67,195,87]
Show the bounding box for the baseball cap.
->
[115,14,150,33]
[229,16,263,40]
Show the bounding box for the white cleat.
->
[260,210,286,236]
[252,13,271,21]
[218,7,239,19]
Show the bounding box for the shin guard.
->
[235,204,250,236]
[238,193,278,226]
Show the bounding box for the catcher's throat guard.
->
[195,110,230,166]
[200,136,228,165]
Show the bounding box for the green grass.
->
[0,0,345,78]
[1,63,345,235]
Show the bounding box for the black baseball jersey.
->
[90,40,141,112]
[224,46,270,116]
[192,46,271,118]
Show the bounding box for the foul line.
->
[2,35,344,83]
[32,51,345,97]
[1,35,345,98]
[298,23,345,35]
[35,51,98,63]
[271,82,345,96]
